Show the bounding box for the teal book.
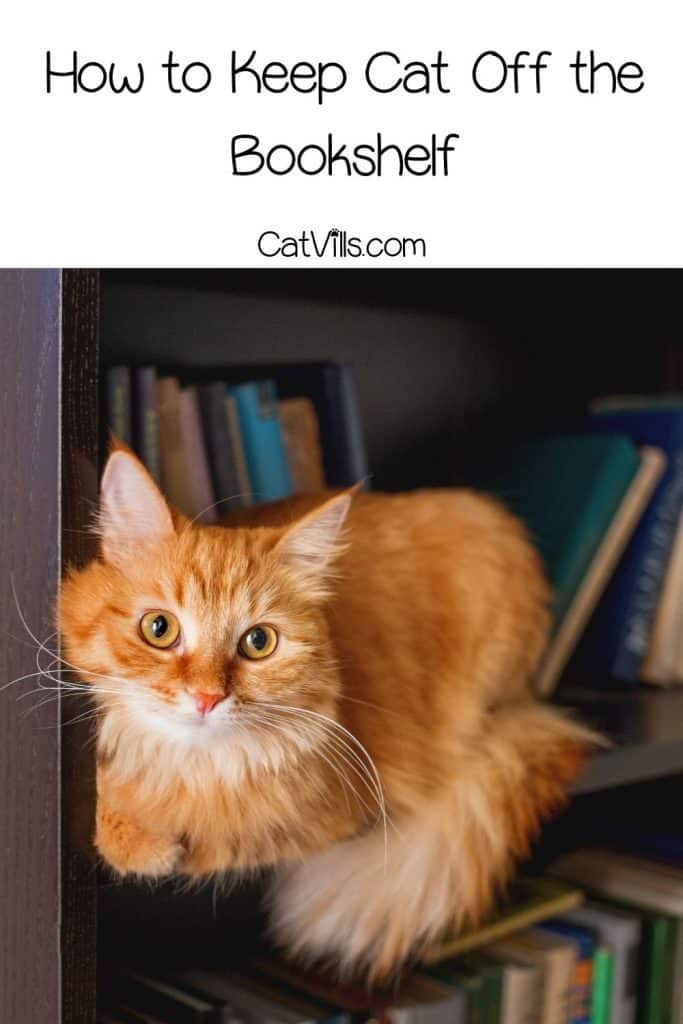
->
[229,380,292,503]
[466,433,642,629]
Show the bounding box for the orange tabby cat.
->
[59,446,595,979]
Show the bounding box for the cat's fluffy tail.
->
[267,702,600,981]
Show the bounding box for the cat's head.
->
[58,447,351,751]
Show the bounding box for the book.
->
[539,918,597,1024]
[229,381,292,503]
[179,387,217,523]
[278,397,326,494]
[576,403,683,682]
[422,960,485,1022]
[103,970,228,1023]
[198,382,246,511]
[642,507,683,685]
[486,929,576,1024]
[421,877,583,962]
[562,901,641,1024]
[457,953,505,1024]
[481,952,542,1024]
[225,363,368,488]
[671,922,683,1024]
[158,376,195,517]
[245,957,387,1020]
[385,973,467,1024]
[179,967,349,1024]
[135,366,162,484]
[591,947,614,1024]
[552,848,683,917]
[107,366,132,446]
[224,395,252,505]
[639,912,678,1024]
[464,433,647,693]
[537,446,665,693]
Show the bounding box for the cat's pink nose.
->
[193,692,224,716]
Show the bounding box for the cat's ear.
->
[99,446,174,564]
[275,490,354,584]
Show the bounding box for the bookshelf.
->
[2,267,683,1022]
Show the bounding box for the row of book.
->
[106,362,368,518]
[466,396,683,691]
[98,847,683,1024]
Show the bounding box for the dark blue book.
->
[229,381,292,503]
[574,402,683,681]
[225,363,368,488]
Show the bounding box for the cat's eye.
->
[238,625,278,660]
[139,611,181,650]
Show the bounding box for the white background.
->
[0,0,681,266]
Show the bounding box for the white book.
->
[484,952,542,1024]
[552,848,683,916]
[488,930,575,1024]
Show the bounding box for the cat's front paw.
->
[96,801,185,879]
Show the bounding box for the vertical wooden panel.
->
[61,269,99,1023]
[0,270,62,1023]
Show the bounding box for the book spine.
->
[338,364,369,487]
[135,367,162,484]
[230,382,292,504]
[570,955,593,1024]
[179,389,217,524]
[224,395,252,505]
[614,448,683,680]
[198,384,243,511]
[157,378,195,518]
[591,948,613,1024]
[641,915,677,1024]
[107,366,132,446]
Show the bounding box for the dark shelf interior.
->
[561,686,683,794]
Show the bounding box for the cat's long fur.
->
[59,448,595,979]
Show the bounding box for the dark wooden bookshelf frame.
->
[2,267,683,1021]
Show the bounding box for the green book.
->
[465,433,642,628]
[459,953,504,1024]
[592,946,613,1024]
[423,961,485,1023]
[639,914,678,1024]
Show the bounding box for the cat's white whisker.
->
[245,709,361,819]
[253,701,389,870]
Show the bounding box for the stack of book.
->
[99,863,683,1022]
[466,396,683,691]
[106,363,369,521]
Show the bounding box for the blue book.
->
[225,362,368,488]
[575,403,683,681]
[229,381,292,503]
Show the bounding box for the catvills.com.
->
[257,229,427,258]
